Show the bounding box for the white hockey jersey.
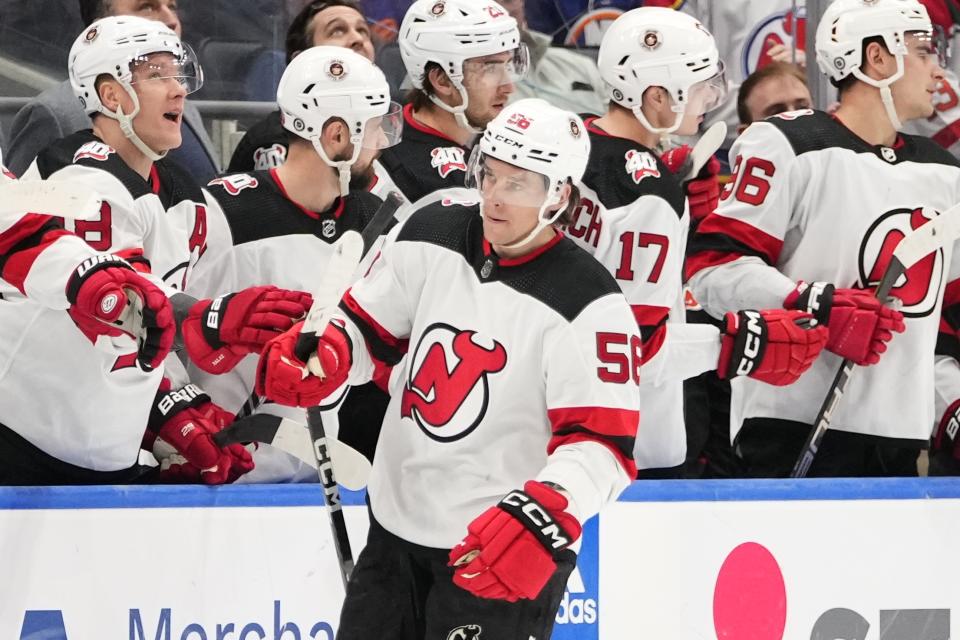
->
[0,131,212,474]
[688,109,960,444]
[566,118,722,470]
[332,201,639,548]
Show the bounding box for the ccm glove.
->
[661,145,721,222]
[183,285,312,373]
[66,254,174,371]
[717,309,828,385]
[784,281,905,365]
[145,381,254,484]
[256,320,352,407]
[449,481,582,602]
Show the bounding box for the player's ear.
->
[863,40,894,78]
[428,67,460,105]
[320,117,349,150]
[95,76,124,112]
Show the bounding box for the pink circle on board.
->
[713,541,787,640]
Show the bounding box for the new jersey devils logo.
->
[624,149,660,184]
[742,8,806,78]
[858,207,944,317]
[401,323,507,442]
[209,174,259,195]
[73,141,114,162]
[447,624,482,640]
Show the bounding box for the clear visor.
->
[908,30,948,69]
[465,147,552,208]
[674,60,728,117]
[360,101,403,149]
[129,44,204,95]
[461,44,530,89]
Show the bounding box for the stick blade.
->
[0,181,101,221]
[892,205,960,270]
[302,230,364,335]
[684,121,727,181]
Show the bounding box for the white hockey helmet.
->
[399,0,528,131]
[816,0,939,129]
[277,46,402,196]
[466,98,590,249]
[69,15,203,161]
[598,7,727,138]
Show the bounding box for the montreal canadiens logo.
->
[400,323,507,442]
[624,149,660,184]
[741,8,806,78]
[858,207,944,317]
[431,147,467,178]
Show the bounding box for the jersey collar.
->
[404,103,462,145]
[269,167,344,219]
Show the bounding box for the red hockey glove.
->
[717,309,828,385]
[66,255,175,371]
[183,285,312,374]
[145,381,254,484]
[661,145,721,221]
[784,281,905,365]
[449,481,582,602]
[931,399,960,472]
[256,320,352,407]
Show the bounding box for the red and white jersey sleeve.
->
[335,198,638,548]
[686,118,801,315]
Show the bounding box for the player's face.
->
[743,73,812,123]
[309,6,375,62]
[461,51,523,128]
[479,157,551,248]
[892,32,946,121]
[129,53,188,153]
[111,0,182,36]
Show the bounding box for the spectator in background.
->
[4,0,219,181]
[227,0,375,173]
[496,0,606,114]
[736,61,812,133]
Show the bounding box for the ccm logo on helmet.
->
[492,133,523,148]
[499,490,572,551]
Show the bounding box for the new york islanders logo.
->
[624,149,660,184]
[741,8,806,78]
[73,141,114,162]
[431,147,467,178]
[209,174,259,195]
[401,323,507,442]
[858,207,944,317]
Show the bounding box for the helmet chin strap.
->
[852,59,905,132]
[631,104,684,150]
[110,89,166,162]
[493,191,565,251]
[311,139,360,197]
[429,82,483,134]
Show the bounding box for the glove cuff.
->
[191,293,237,350]
[65,254,134,304]
[148,383,211,434]
[497,481,578,558]
[934,399,960,455]
[784,281,834,326]
[717,310,768,380]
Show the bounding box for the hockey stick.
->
[681,121,727,182]
[790,204,960,478]
[272,191,402,586]
[214,414,372,490]
[0,180,101,222]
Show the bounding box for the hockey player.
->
[227,0,377,173]
[186,46,400,481]
[255,99,826,636]
[687,0,960,477]
[370,0,528,205]
[0,16,311,485]
[568,7,793,475]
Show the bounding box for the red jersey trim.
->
[148,164,161,195]
[403,103,459,144]
[546,405,639,478]
[269,167,344,220]
[482,231,565,267]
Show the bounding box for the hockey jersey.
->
[332,200,639,548]
[187,168,384,415]
[688,109,960,444]
[567,118,721,470]
[0,131,213,474]
[370,103,470,206]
